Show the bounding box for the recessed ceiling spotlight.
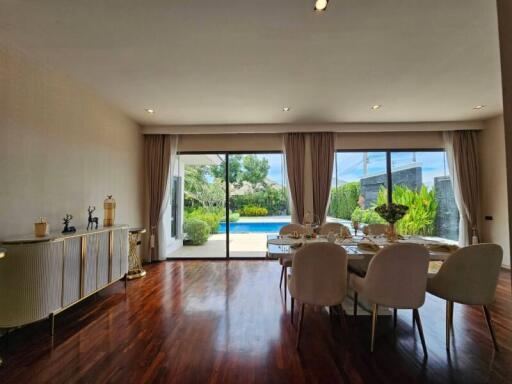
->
[282,107,291,112]
[371,104,382,110]
[473,105,485,110]
[145,108,155,114]
[314,0,329,11]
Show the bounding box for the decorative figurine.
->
[87,206,99,230]
[62,214,76,234]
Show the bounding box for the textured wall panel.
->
[62,237,81,307]
[0,241,63,327]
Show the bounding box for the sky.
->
[255,152,448,188]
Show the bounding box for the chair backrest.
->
[318,222,350,236]
[290,243,348,306]
[279,223,305,235]
[367,223,388,236]
[429,243,503,305]
[364,243,429,309]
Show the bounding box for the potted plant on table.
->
[374,203,409,241]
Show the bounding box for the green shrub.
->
[375,185,438,236]
[351,207,387,224]
[184,219,210,245]
[329,182,361,220]
[230,187,289,215]
[185,207,222,234]
[229,212,240,222]
[239,205,269,216]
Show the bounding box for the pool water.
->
[218,221,290,234]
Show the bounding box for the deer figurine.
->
[87,206,99,230]
[62,214,76,234]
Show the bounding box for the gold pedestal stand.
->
[127,228,146,280]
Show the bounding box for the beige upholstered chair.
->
[427,243,503,351]
[288,242,348,349]
[318,222,350,236]
[366,223,388,236]
[278,224,306,291]
[350,243,430,355]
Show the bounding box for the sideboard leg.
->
[124,274,128,294]
[49,313,55,336]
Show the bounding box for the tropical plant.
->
[375,185,438,235]
[184,219,210,245]
[239,205,269,216]
[230,187,289,215]
[351,207,386,225]
[328,181,361,219]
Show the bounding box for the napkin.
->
[357,242,380,252]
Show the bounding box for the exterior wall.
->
[434,176,459,241]
[360,166,422,207]
[0,46,144,239]
[479,115,510,267]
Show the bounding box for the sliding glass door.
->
[168,152,289,259]
[168,153,227,259]
[227,153,290,258]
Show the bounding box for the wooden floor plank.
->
[0,261,511,383]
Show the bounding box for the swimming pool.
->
[218,221,290,234]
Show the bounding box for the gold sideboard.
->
[0,225,129,331]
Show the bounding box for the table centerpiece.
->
[374,203,409,242]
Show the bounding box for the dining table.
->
[267,234,458,276]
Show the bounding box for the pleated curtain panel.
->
[284,133,306,224]
[144,134,178,261]
[310,132,335,224]
[443,130,480,246]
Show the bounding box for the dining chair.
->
[288,242,348,349]
[318,222,350,236]
[426,243,503,351]
[278,224,306,291]
[350,243,430,356]
[366,223,388,236]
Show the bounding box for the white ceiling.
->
[0,0,503,126]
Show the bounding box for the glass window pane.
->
[329,152,388,234]
[391,151,459,241]
[168,153,228,259]
[228,153,290,258]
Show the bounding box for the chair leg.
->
[370,303,378,352]
[393,308,397,329]
[291,297,295,325]
[284,267,288,293]
[449,301,454,330]
[445,301,451,350]
[296,304,305,350]
[353,291,358,318]
[483,306,499,351]
[413,309,428,358]
[412,311,416,329]
[279,266,285,289]
[338,304,349,336]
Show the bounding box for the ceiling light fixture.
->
[314,0,329,11]
[282,107,291,112]
[371,104,382,110]
[473,105,485,110]
[145,108,155,114]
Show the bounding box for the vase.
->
[387,223,398,242]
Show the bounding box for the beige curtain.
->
[443,131,480,245]
[310,132,335,224]
[145,135,172,261]
[284,133,306,224]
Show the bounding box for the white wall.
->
[0,46,144,239]
[479,115,511,267]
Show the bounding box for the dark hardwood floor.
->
[0,261,511,383]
